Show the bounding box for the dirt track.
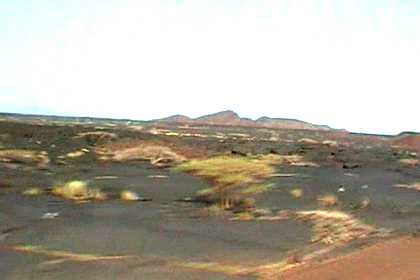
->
[280,236,420,280]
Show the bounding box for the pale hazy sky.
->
[1,0,419,134]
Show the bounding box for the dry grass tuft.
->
[239,183,272,195]
[289,188,303,198]
[273,154,303,164]
[251,260,300,280]
[270,173,299,178]
[200,204,229,217]
[351,197,370,210]
[97,142,186,167]
[177,156,275,186]
[230,208,275,221]
[360,197,371,209]
[52,180,106,201]
[176,155,276,209]
[22,187,43,196]
[230,212,255,221]
[10,245,135,265]
[176,261,248,276]
[349,197,371,210]
[0,149,49,168]
[322,140,338,147]
[4,244,302,280]
[261,154,319,167]
[394,183,420,191]
[317,193,338,207]
[120,190,140,201]
[290,161,320,167]
[94,175,118,180]
[65,149,89,158]
[399,158,418,167]
[295,210,387,245]
[298,138,319,145]
[73,131,118,145]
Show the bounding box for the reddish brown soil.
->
[280,236,420,280]
[393,135,420,152]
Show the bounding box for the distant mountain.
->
[0,111,336,131]
[159,114,192,123]
[256,116,332,130]
[156,110,333,131]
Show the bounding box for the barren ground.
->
[0,118,419,279]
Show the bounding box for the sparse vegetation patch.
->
[399,158,418,167]
[394,183,420,191]
[22,187,43,196]
[289,188,304,198]
[120,190,141,201]
[51,180,106,201]
[73,131,118,145]
[65,149,89,158]
[176,155,278,209]
[295,210,388,245]
[0,149,49,168]
[96,141,186,167]
[317,193,338,207]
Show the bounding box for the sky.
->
[0,0,419,134]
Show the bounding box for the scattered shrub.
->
[0,149,49,168]
[52,180,106,201]
[399,158,418,167]
[295,210,388,245]
[73,131,118,145]
[65,149,88,158]
[97,142,186,167]
[322,140,338,147]
[22,187,43,196]
[317,193,338,207]
[298,138,319,145]
[176,155,277,209]
[289,188,303,198]
[120,190,140,201]
[394,183,420,191]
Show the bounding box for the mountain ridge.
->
[157,110,334,131]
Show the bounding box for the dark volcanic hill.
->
[157,110,333,131]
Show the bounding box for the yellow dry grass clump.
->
[394,183,420,191]
[399,158,418,167]
[73,131,118,145]
[289,188,303,198]
[317,193,338,207]
[65,149,89,158]
[22,187,43,196]
[97,142,186,167]
[177,155,276,185]
[176,155,277,209]
[0,149,49,167]
[7,244,301,279]
[263,154,319,167]
[322,140,338,147]
[52,180,106,201]
[11,245,134,265]
[120,190,140,201]
[295,210,387,245]
[298,138,319,145]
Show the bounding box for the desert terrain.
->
[0,111,419,279]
